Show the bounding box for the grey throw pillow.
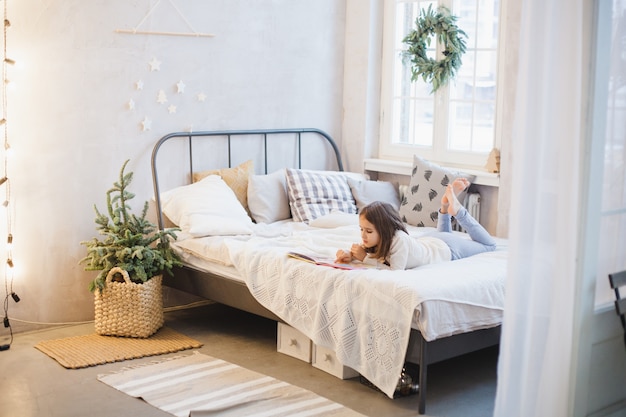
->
[348,179,400,212]
[399,155,474,227]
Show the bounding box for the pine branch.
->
[80,159,182,291]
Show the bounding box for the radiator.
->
[453,192,481,232]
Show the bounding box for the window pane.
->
[450,51,476,100]
[454,0,477,48]
[409,74,434,97]
[395,1,437,49]
[448,100,494,152]
[448,56,496,151]
[457,50,476,79]
[595,0,626,306]
[394,53,433,98]
[475,50,497,99]
[412,99,435,146]
[602,84,626,211]
[449,102,472,150]
[391,1,437,147]
[450,78,474,101]
[394,3,417,50]
[473,102,496,151]
[392,97,434,146]
[476,0,500,49]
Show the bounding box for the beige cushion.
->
[193,160,254,213]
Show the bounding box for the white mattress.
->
[171,217,507,340]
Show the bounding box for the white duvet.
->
[173,217,507,398]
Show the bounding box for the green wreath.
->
[402,5,467,93]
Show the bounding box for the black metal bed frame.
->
[151,128,343,231]
[150,128,500,414]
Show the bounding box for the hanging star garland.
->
[141,116,152,131]
[156,90,168,104]
[149,57,161,71]
[128,57,211,131]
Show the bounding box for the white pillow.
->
[348,179,400,212]
[161,175,253,237]
[286,168,358,223]
[247,169,290,224]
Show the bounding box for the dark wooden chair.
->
[608,270,626,349]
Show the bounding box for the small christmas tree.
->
[80,160,182,292]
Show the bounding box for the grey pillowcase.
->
[348,178,400,212]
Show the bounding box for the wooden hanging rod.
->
[114,29,215,38]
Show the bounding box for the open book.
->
[287,252,370,270]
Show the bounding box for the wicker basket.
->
[94,267,164,338]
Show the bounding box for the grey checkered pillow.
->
[286,169,357,223]
[399,155,474,227]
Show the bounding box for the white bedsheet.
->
[172,218,507,398]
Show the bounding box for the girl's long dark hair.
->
[359,201,407,261]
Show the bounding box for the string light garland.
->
[1,0,17,352]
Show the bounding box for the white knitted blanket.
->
[225,225,506,398]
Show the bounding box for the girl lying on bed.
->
[335,178,496,270]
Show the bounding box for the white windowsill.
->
[364,158,501,187]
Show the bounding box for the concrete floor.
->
[0,303,498,417]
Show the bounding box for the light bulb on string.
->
[4,79,15,92]
[1,0,21,344]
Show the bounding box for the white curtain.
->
[493,0,584,416]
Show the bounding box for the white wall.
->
[4,0,347,331]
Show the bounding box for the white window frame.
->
[379,0,506,170]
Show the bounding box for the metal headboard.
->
[151,128,344,230]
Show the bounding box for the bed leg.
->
[417,334,428,414]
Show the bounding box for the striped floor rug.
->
[98,351,367,417]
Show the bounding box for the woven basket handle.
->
[105,267,131,284]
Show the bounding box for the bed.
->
[151,128,506,414]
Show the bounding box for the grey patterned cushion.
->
[399,155,475,227]
[286,169,357,223]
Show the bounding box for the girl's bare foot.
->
[451,178,469,195]
[445,185,463,216]
[441,178,469,212]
